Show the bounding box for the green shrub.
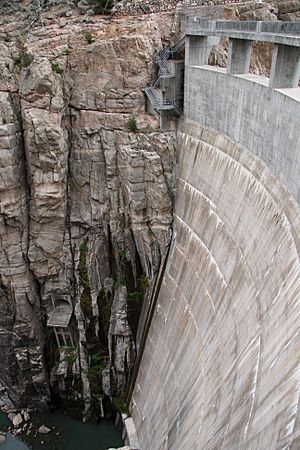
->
[112,396,129,414]
[91,0,114,14]
[128,116,138,133]
[128,275,149,305]
[93,6,110,14]
[20,48,33,67]
[51,62,64,75]
[79,241,89,289]
[139,274,149,290]
[64,349,78,366]
[97,288,113,338]
[13,47,33,67]
[88,353,108,397]
[80,290,93,318]
[79,241,93,318]
[84,31,94,44]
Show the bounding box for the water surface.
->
[0,411,123,450]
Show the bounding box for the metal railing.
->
[155,51,174,75]
[185,18,300,45]
[144,87,176,110]
[153,48,175,87]
[144,37,185,115]
[153,73,174,88]
[171,36,185,54]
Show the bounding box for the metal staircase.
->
[144,87,176,110]
[171,37,185,54]
[155,50,173,75]
[144,37,185,118]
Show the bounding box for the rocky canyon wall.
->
[0,7,177,417]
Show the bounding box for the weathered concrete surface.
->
[131,33,300,450]
[185,65,300,202]
[131,121,300,449]
[185,19,300,47]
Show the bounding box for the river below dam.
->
[0,410,123,450]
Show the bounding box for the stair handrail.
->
[144,37,185,115]
[172,37,185,54]
[144,87,176,109]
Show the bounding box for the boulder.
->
[23,411,30,422]
[8,413,16,422]
[38,425,51,434]
[107,447,138,450]
[278,1,300,15]
[0,434,6,445]
[12,413,23,427]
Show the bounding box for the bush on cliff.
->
[128,116,138,133]
[79,241,93,318]
[84,31,94,44]
[14,46,33,67]
[51,62,64,75]
[89,0,114,15]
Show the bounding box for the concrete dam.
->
[129,20,300,450]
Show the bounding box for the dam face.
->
[130,20,300,450]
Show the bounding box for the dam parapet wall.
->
[185,19,300,200]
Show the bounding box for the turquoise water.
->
[0,411,123,450]
[0,435,29,450]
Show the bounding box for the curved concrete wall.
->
[185,67,300,203]
[131,69,300,449]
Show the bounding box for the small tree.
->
[13,49,33,67]
[84,31,94,44]
[128,116,138,133]
[51,62,64,75]
[92,0,114,14]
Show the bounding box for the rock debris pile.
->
[113,0,300,21]
[183,0,243,5]
[113,0,180,15]
[276,0,300,21]
[113,0,243,15]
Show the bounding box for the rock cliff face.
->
[0,8,176,417]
